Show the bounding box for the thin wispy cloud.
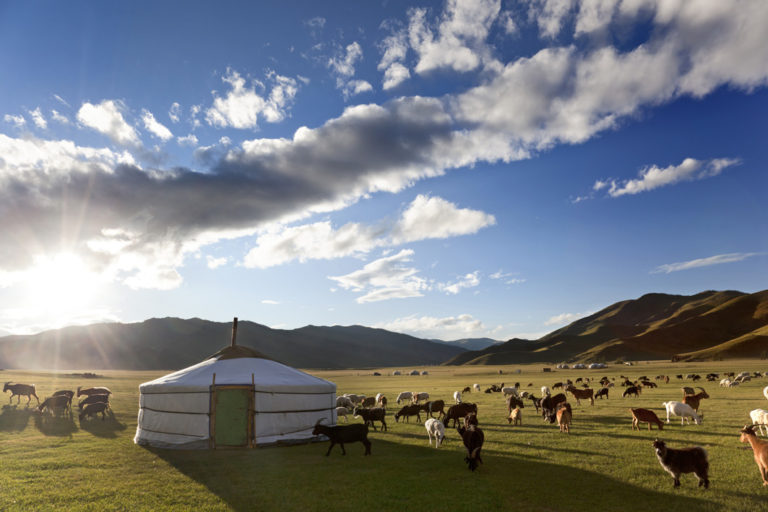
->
[652,253,761,274]
[375,313,485,339]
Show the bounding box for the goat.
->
[505,395,524,414]
[462,386,471,394]
[682,387,710,413]
[541,393,567,423]
[336,406,350,423]
[411,391,429,404]
[76,386,111,398]
[313,419,371,456]
[457,424,484,471]
[528,394,541,413]
[565,385,594,406]
[473,383,481,392]
[79,402,110,421]
[541,385,551,397]
[425,418,445,448]
[360,397,376,408]
[395,391,413,404]
[641,381,657,388]
[379,396,388,409]
[3,382,39,405]
[444,403,478,428]
[394,404,422,423]
[508,406,522,425]
[595,388,609,400]
[557,403,572,433]
[52,390,74,410]
[630,408,664,431]
[552,382,563,390]
[501,386,519,397]
[453,391,462,404]
[739,425,768,486]
[343,393,365,405]
[749,409,768,436]
[336,396,354,409]
[763,385,768,401]
[653,439,709,488]
[622,386,640,398]
[463,412,478,427]
[37,395,71,417]
[352,406,387,432]
[682,386,695,396]
[421,400,445,419]
[78,394,110,410]
[375,393,384,404]
[663,401,702,425]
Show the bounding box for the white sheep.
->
[663,401,702,425]
[473,383,481,392]
[541,385,551,397]
[763,385,768,401]
[749,408,768,436]
[336,396,354,409]
[396,391,413,404]
[502,386,519,397]
[719,378,731,387]
[336,406,350,423]
[453,391,462,404]
[424,418,445,448]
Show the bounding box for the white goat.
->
[541,385,551,397]
[663,401,702,425]
[453,391,462,404]
[425,418,445,448]
[336,406,349,423]
[395,391,413,404]
[411,391,429,403]
[719,378,731,387]
[473,383,481,392]
[375,393,384,404]
[502,386,519,397]
[336,396,354,409]
[749,409,768,436]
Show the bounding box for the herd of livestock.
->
[3,382,113,421]
[321,370,768,488]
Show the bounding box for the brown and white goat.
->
[630,408,664,431]
[652,439,709,489]
[556,403,572,433]
[739,425,768,486]
[507,407,521,426]
[682,387,710,413]
[565,385,594,406]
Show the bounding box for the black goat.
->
[312,420,371,456]
[444,403,478,427]
[541,393,567,423]
[457,425,484,471]
[79,402,109,421]
[595,388,609,400]
[394,404,422,423]
[420,399,445,419]
[505,395,524,414]
[353,406,387,431]
[652,439,709,488]
[78,394,110,410]
[527,394,541,413]
[623,386,641,398]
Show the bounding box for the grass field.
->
[1,360,767,511]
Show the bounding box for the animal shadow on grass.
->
[0,404,33,431]
[34,413,78,437]
[78,410,126,438]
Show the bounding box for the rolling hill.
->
[0,318,465,370]
[443,289,768,365]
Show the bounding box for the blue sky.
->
[1,0,766,340]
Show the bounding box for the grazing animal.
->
[749,409,768,436]
[395,391,413,404]
[505,395,524,414]
[379,396,388,409]
[527,394,541,413]
[541,393,567,423]
[720,378,732,387]
[444,403,478,428]
[353,407,387,432]
[78,394,110,410]
[375,393,384,404]
[676,374,683,380]
[682,387,710,413]
[682,386,695,396]
[557,403,572,433]
[652,439,709,489]
[541,386,551,397]
[360,397,376,408]
[457,424,484,471]
[79,402,110,421]
[411,392,429,404]
[622,386,640,398]
[37,395,71,416]
[344,393,365,405]
[764,385,768,401]
[552,382,563,390]
[335,406,349,423]
[421,400,446,419]
[473,383,481,392]
[463,412,478,428]
[394,404,422,423]
[3,382,39,405]
[425,418,445,448]
[565,385,594,406]
[663,401,702,425]
[739,425,768,486]
[641,380,657,388]
[595,388,609,400]
[501,386,519,397]
[336,396,354,409]
[52,390,74,409]
[462,386,471,394]
[508,406,521,426]
[312,419,371,456]
[453,391,462,404]
[630,408,664,431]
[76,386,112,398]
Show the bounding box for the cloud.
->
[77,100,141,146]
[599,157,741,197]
[168,102,181,123]
[329,42,372,98]
[651,253,761,274]
[305,17,326,29]
[50,110,70,125]
[206,255,227,269]
[375,313,486,339]
[328,249,429,303]
[53,94,71,108]
[545,312,582,326]
[28,107,47,129]
[177,134,198,147]
[438,271,480,294]
[141,109,173,141]
[378,29,411,90]
[4,114,25,128]
[205,68,299,129]
[243,194,494,269]
[261,299,280,305]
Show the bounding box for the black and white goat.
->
[652,439,709,489]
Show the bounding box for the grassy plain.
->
[1,360,767,511]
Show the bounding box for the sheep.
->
[501,386,519,397]
[78,394,110,410]
[37,395,71,417]
[444,403,478,428]
[508,406,522,426]
[682,387,710,413]
[336,396,354,409]
[395,391,413,404]
[652,439,709,489]
[461,386,471,394]
[473,383,481,392]
[663,401,702,425]
[457,424,484,471]
[557,403,572,433]
[3,382,39,405]
[595,388,609,400]
[622,386,641,398]
[541,385,551,397]
[420,400,445,419]
[453,391,462,404]
[352,406,387,432]
[630,408,664,431]
[336,406,350,423]
[343,393,365,405]
[411,392,429,404]
[720,378,731,387]
[425,418,445,448]
[749,409,768,436]
[312,419,371,456]
[394,404,422,423]
[728,380,741,388]
[79,402,110,421]
[739,425,768,486]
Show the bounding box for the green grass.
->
[1,361,767,511]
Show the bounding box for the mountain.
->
[430,337,502,351]
[443,290,768,365]
[0,318,465,370]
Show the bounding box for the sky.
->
[0,0,767,340]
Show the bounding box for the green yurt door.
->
[211,385,253,448]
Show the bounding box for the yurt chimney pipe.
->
[231,317,238,347]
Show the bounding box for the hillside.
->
[430,337,501,351]
[0,318,465,370]
[443,289,768,365]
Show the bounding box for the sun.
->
[24,253,102,318]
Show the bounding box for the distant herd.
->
[325,370,768,487]
[3,382,113,421]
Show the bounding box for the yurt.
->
[134,319,336,449]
